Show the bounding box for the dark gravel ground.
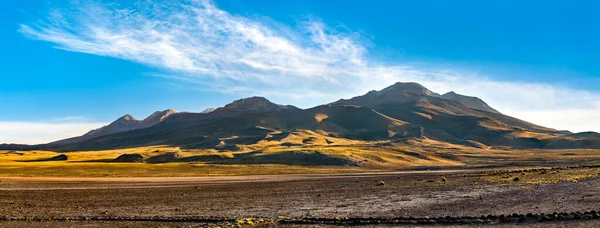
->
[0,167,599,227]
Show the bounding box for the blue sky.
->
[1,0,599,143]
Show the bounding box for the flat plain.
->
[1,146,600,227]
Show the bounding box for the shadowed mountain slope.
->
[440,91,500,114]
[28,82,600,151]
[332,82,566,148]
[49,110,178,145]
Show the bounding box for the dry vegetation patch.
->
[2,140,600,177]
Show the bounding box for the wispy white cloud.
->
[51,116,92,123]
[0,121,106,144]
[18,0,600,133]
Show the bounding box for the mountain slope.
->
[440,91,500,113]
[135,109,178,129]
[39,82,600,151]
[333,82,562,148]
[50,110,178,145]
[211,96,300,116]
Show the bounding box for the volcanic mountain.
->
[28,82,600,151]
[49,109,178,145]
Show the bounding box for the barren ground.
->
[1,166,599,227]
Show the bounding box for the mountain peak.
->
[213,96,298,115]
[201,108,216,114]
[118,114,137,122]
[224,96,275,108]
[49,109,178,146]
[444,91,457,95]
[382,82,437,96]
[136,109,179,129]
[146,109,178,118]
[232,96,269,103]
[335,82,440,106]
[80,113,140,140]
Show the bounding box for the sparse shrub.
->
[513,177,520,182]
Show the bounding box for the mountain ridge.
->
[6,82,600,151]
[49,109,179,145]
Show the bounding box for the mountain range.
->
[49,109,179,145]
[3,82,600,151]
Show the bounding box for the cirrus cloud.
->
[18,0,600,134]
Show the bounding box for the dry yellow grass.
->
[0,148,371,177]
[314,113,328,123]
[481,168,600,185]
[2,134,600,177]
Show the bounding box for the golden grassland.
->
[0,148,371,177]
[2,131,600,177]
[479,167,600,185]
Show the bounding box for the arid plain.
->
[2,143,600,227]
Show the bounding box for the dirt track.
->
[1,168,599,227]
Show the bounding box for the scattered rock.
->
[513,177,520,182]
[113,154,145,163]
[146,152,182,163]
[376,181,385,186]
[217,143,244,152]
[49,154,68,161]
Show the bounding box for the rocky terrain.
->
[0,164,599,227]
